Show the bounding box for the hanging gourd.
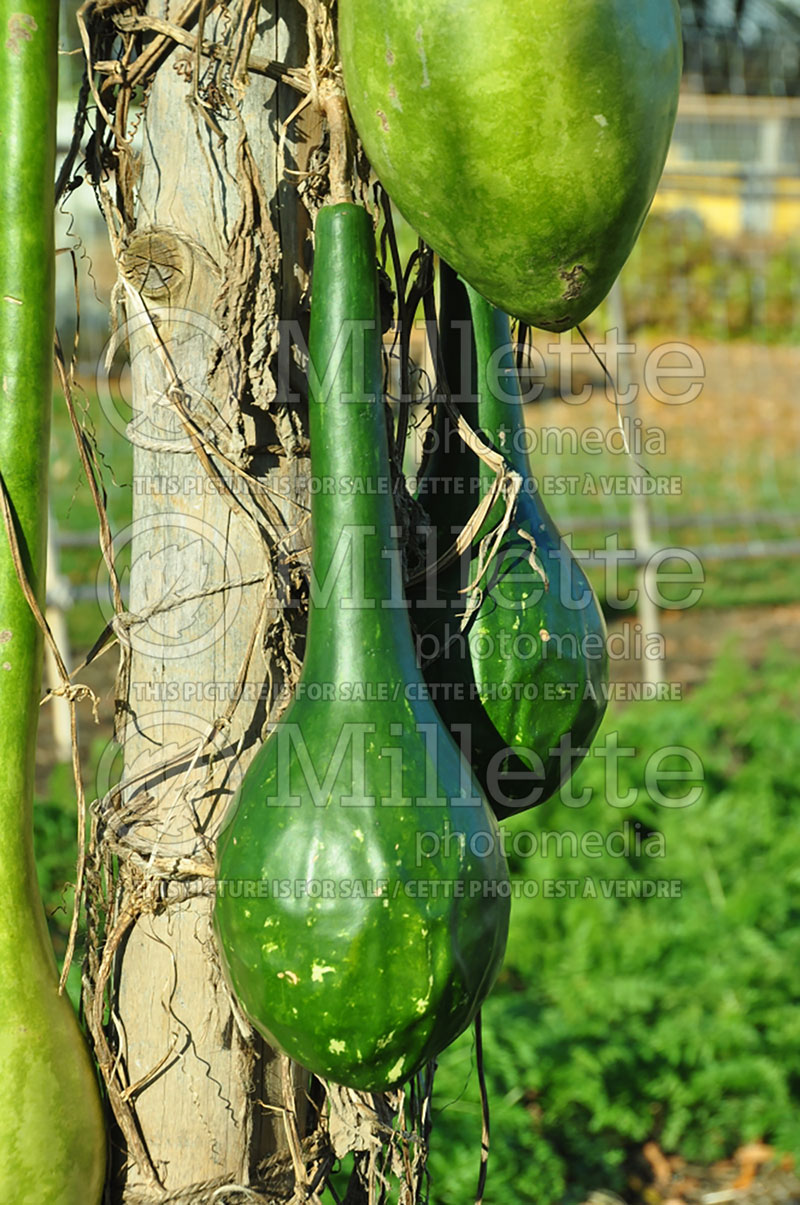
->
[0,6,106,1200]
[214,204,509,1092]
[411,266,608,820]
[339,0,682,330]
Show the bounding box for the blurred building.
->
[656,0,800,235]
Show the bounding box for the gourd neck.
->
[464,279,531,484]
[464,282,565,547]
[302,204,412,685]
[306,383,403,651]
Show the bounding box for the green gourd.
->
[214,204,509,1092]
[339,0,681,330]
[0,6,106,1200]
[411,266,608,821]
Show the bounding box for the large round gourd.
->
[339,0,682,330]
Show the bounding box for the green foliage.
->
[33,763,79,959]
[428,645,800,1203]
[32,739,111,1011]
[49,386,132,650]
[615,213,800,343]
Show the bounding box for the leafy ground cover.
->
[426,643,800,1203]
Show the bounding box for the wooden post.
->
[99,7,317,1197]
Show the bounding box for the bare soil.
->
[608,601,800,694]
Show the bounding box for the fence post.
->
[606,281,665,687]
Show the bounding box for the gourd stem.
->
[0,4,57,917]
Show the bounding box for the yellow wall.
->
[652,186,744,239]
[656,93,800,240]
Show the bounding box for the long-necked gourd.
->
[0,6,106,1199]
[411,266,608,820]
[339,0,682,330]
[214,204,509,1092]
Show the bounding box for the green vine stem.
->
[0,4,106,1199]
